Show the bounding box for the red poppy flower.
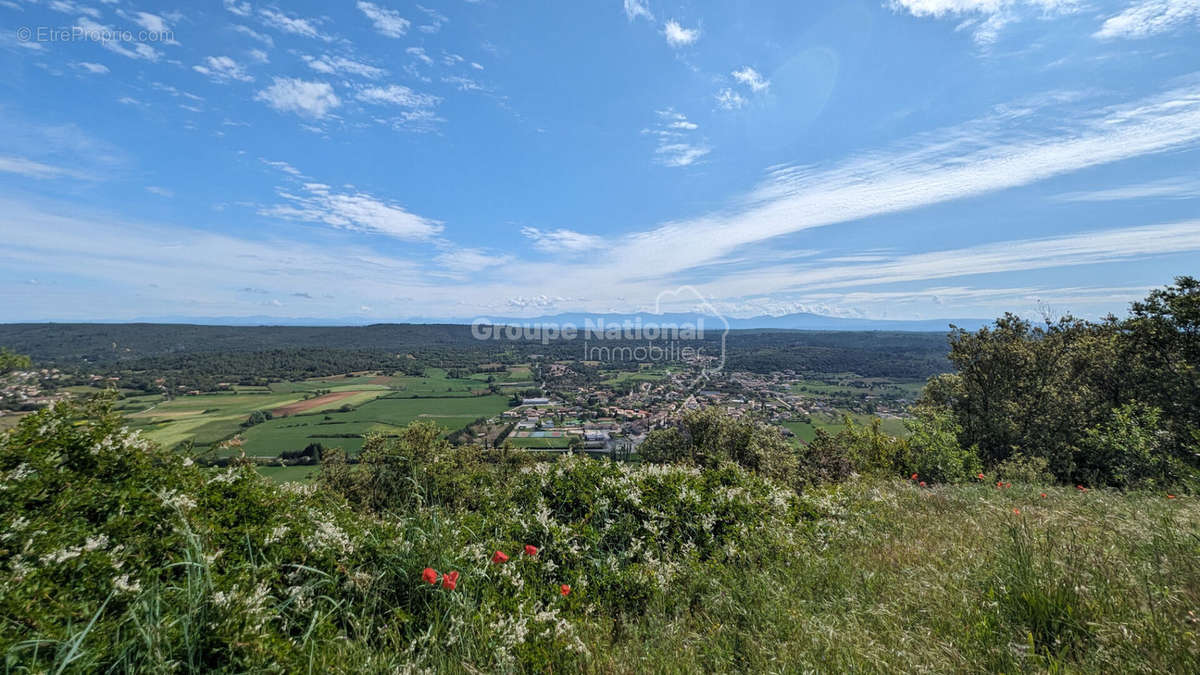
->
[996,481,1003,488]
[1012,508,1020,515]
[442,570,459,590]
[422,567,438,585]
[977,473,985,480]
[911,473,918,480]
[491,550,509,564]
[919,481,926,487]
[1005,482,1012,488]
[1167,494,1176,499]
[560,584,571,596]
[1040,493,1047,498]
[524,544,539,557]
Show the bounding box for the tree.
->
[0,347,32,374]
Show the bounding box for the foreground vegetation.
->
[2,398,1197,672]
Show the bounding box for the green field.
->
[783,411,908,444]
[125,390,308,448]
[117,371,514,455]
[236,393,512,456]
[790,374,925,399]
[602,369,669,386]
[254,464,320,483]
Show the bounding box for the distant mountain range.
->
[36,311,991,332]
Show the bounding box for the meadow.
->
[2,399,1196,673]
[116,367,519,457]
[783,411,908,443]
[236,393,511,456]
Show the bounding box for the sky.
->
[0,0,1198,323]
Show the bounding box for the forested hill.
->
[0,322,952,379]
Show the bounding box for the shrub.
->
[639,408,798,485]
[1072,403,1194,489]
[993,452,1053,485]
[902,407,981,484]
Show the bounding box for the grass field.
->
[236,393,512,456]
[117,370,516,454]
[254,464,320,483]
[783,411,908,443]
[790,374,926,399]
[508,436,574,449]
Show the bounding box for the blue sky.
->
[1,0,1198,322]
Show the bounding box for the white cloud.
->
[717,222,1200,297]
[357,1,410,38]
[261,158,303,176]
[1054,176,1200,201]
[889,0,1079,45]
[248,48,269,63]
[1094,0,1200,39]
[262,181,444,240]
[442,75,483,91]
[663,19,700,47]
[606,83,1200,287]
[731,66,769,93]
[193,56,253,83]
[129,11,170,34]
[715,88,747,110]
[416,4,448,33]
[259,8,330,41]
[434,248,510,275]
[255,78,341,117]
[48,1,101,18]
[74,62,109,74]
[302,55,385,79]
[520,226,605,253]
[624,0,654,22]
[643,109,710,167]
[406,46,433,65]
[232,24,274,47]
[223,0,251,17]
[75,18,161,60]
[145,186,173,197]
[0,155,92,180]
[356,84,440,109]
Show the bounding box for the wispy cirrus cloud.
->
[302,54,385,79]
[261,179,444,241]
[1054,176,1200,201]
[624,0,653,22]
[643,109,710,167]
[193,56,253,83]
[357,1,411,38]
[1094,0,1200,39]
[889,0,1080,45]
[259,8,330,41]
[521,226,604,253]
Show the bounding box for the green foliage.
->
[993,452,1053,485]
[0,347,32,373]
[639,407,798,485]
[992,523,1094,658]
[901,407,981,484]
[242,409,273,427]
[934,277,1200,487]
[1074,403,1194,489]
